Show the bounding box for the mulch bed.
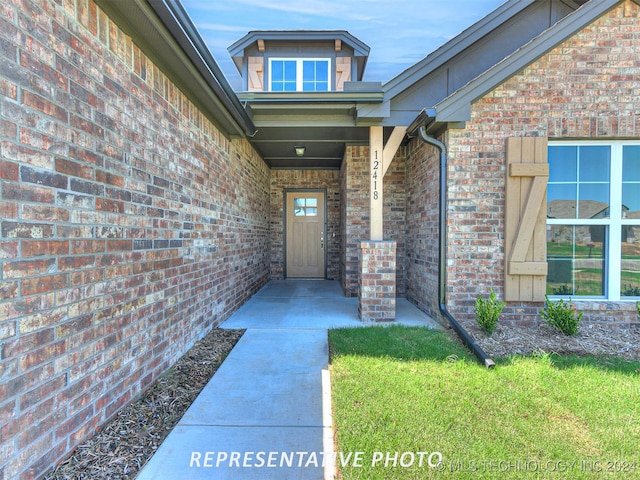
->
[45,328,243,480]
[460,319,640,362]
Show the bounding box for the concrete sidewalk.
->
[137,280,440,479]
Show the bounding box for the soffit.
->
[240,90,384,169]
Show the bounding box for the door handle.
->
[320,231,324,249]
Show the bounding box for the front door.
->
[286,191,325,278]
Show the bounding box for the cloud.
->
[181,0,506,82]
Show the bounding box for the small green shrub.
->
[540,295,583,336]
[474,289,505,336]
[636,301,640,316]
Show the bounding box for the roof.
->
[96,0,637,168]
[432,0,638,125]
[391,0,593,129]
[384,0,539,99]
[229,30,370,58]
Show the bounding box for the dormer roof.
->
[228,30,370,81]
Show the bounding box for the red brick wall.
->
[269,169,340,279]
[407,1,640,327]
[0,1,270,478]
[340,145,406,297]
[405,138,442,320]
[358,241,397,321]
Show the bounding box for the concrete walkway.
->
[137,280,440,479]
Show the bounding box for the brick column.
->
[358,241,396,321]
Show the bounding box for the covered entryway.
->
[286,191,326,278]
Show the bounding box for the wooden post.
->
[369,126,384,241]
[369,126,406,241]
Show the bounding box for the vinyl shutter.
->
[504,137,549,302]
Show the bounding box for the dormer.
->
[228,31,370,92]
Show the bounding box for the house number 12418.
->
[372,153,379,200]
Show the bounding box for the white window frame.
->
[268,58,331,92]
[547,140,640,301]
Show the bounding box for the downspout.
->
[417,126,495,368]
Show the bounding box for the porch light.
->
[295,146,306,156]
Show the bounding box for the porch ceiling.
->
[250,125,370,169]
[239,90,384,169]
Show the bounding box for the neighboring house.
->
[1,0,639,477]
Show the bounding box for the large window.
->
[547,142,640,299]
[269,59,330,92]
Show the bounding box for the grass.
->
[329,325,640,479]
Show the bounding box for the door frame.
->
[284,188,327,279]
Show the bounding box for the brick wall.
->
[407,1,640,327]
[0,1,270,478]
[358,241,396,321]
[269,169,340,279]
[340,145,406,297]
[405,137,442,320]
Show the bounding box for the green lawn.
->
[329,326,640,479]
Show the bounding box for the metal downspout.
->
[417,126,495,368]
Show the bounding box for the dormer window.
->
[269,58,330,92]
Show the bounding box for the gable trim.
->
[434,0,630,123]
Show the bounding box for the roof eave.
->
[228,30,371,59]
[237,90,384,104]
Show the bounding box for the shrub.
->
[474,289,505,336]
[637,301,640,317]
[540,296,583,336]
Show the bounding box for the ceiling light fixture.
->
[295,146,306,157]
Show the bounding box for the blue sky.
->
[181,0,506,89]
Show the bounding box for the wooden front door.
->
[286,192,325,278]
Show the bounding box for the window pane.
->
[549,146,577,182]
[547,225,605,296]
[316,62,328,81]
[272,61,284,81]
[547,184,578,219]
[294,198,305,207]
[621,228,640,297]
[577,184,609,219]
[303,61,315,79]
[622,185,640,219]
[578,146,610,182]
[306,198,317,207]
[623,146,640,219]
[271,61,296,91]
[284,61,296,81]
[623,146,640,180]
[305,208,317,217]
[302,60,329,92]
